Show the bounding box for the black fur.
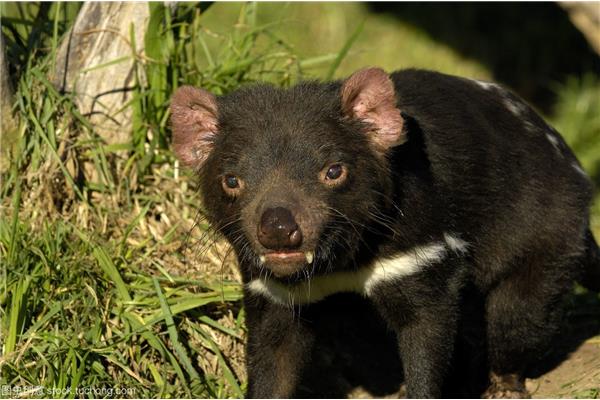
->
[171,68,599,398]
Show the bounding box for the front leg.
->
[244,290,315,398]
[371,258,465,398]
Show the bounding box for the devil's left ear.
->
[341,67,405,150]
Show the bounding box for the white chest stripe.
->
[247,234,467,306]
[474,80,498,91]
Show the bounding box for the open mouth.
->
[258,251,314,277]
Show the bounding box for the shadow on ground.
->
[529,289,600,375]
[292,289,600,398]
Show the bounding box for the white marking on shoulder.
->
[504,98,524,117]
[572,163,588,178]
[247,238,463,306]
[474,79,497,90]
[524,121,536,132]
[546,133,560,149]
[502,96,539,132]
[444,233,469,253]
[545,132,564,156]
[363,243,447,295]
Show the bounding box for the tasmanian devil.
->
[170,67,600,398]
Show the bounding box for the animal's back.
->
[170,67,599,398]
[391,69,594,289]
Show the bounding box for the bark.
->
[52,2,150,145]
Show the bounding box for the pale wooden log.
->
[52,2,150,145]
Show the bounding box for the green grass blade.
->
[197,315,242,340]
[152,278,203,388]
[7,173,21,266]
[23,302,62,337]
[80,55,131,74]
[144,289,243,327]
[92,247,132,303]
[325,18,365,80]
[191,323,243,397]
[118,203,151,255]
[4,276,31,355]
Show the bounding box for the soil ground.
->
[348,339,600,399]
[527,340,600,398]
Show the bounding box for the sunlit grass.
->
[0,3,305,397]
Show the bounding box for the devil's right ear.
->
[170,86,218,168]
[341,68,405,151]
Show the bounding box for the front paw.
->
[482,373,530,399]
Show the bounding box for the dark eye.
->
[326,164,343,180]
[222,174,243,196]
[320,163,347,186]
[225,175,239,189]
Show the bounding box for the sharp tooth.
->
[305,251,314,264]
[259,255,266,264]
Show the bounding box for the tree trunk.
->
[52,2,150,145]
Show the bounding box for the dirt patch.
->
[349,340,600,399]
[527,340,600,398]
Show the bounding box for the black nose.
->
[257,207,303,250]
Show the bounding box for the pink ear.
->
[170,86,218,168]
[341,68,405,150]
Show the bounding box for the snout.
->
[257,207,312,277]
[258,207,303,250]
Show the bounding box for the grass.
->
[1,2,599,399]
[0,2,359,397]
[551,73,600,232]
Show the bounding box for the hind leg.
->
[483,255,577,398]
